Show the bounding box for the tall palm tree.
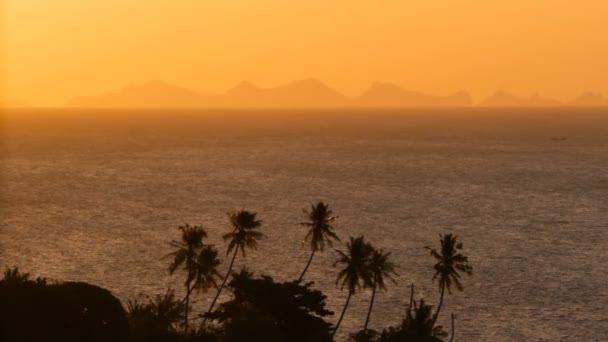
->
[424,233,473,327]
[332,235,373,337]
[363,247,398,332]
[167,224,207,334]
[299,201,340,282]
[204,210,265,322]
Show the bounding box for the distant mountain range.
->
[65,79,470,108]
[355,82,471,107]
[64,79,608,108]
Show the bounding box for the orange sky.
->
[2,0,608,106]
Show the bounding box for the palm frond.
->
[427,233,473,294]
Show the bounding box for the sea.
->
[1,108,607,341]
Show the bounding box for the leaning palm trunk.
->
[184,281,191,335]
[203,248,238,324]
[298,249,316,282]
[332,291,353,337]
[363,284,377,331]
[431,282,446,327]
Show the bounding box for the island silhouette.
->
[355,82,472,107]
[479,90,562,107]
[63,79,608,108]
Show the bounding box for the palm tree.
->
[363,247,397,332]
[204,210,265,322]
[193,246,222,293]
[424,233,472,327]
[167,224,207,334]
[299,201,340,282]
[332,235,373,337]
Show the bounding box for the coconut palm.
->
[167,224,207,334]
[332,235,373,337]
[424,233,472,327]
[363,247,398,332]
[299,201,340,282]
[192,245,222,293]
[204,210,265,322]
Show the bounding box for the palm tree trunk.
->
[363,284,377,332]
[407,283,414,317]
[431,282,446,327]
[184,281,191,335]
[298,249,316,282]
[448,313,455,342]
[332,291,353,337]
[181,285,195,305]
[203,248,238,324]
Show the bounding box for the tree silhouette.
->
[363,247,398,332]
[299,201,340,282]
[2,267,33,284]
[333,235,373,337]
[205,269,334,342]
[167,224,210,334]
[377,298,447,342]
[424,233,472,327]
[126,289,184,341]
[204,210,265,323]
[0,271,129,342]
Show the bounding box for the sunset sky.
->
[2,0,608,105]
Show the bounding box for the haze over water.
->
[1,108,607,341]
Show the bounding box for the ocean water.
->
[1,108,607,341]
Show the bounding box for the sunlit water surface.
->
[1,109,607,341]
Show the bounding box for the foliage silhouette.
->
[204,210,265,324]
[333,235,374,337]
[350,329,379,342]
[126,289,185,342]
[0,267,128,342]
[363,247,398,332]
[424,234,472,327]
[299,201,340,282]
[2,267,40,285]
[167,224,220,334]
[376,298,447,342]
[204,269,334,342]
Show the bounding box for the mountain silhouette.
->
[480,91,561,107]
[224,78,348,107]
[226,81,264,98]
[67,79,348,108]
[355,82,472,107]
[570,92,608,107]
[67,80,221,108]
[65,80,607,108]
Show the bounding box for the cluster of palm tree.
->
[165,202,473,341]
[167,224,222,334]
[332,236,398,337]
[167,211,265,332]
